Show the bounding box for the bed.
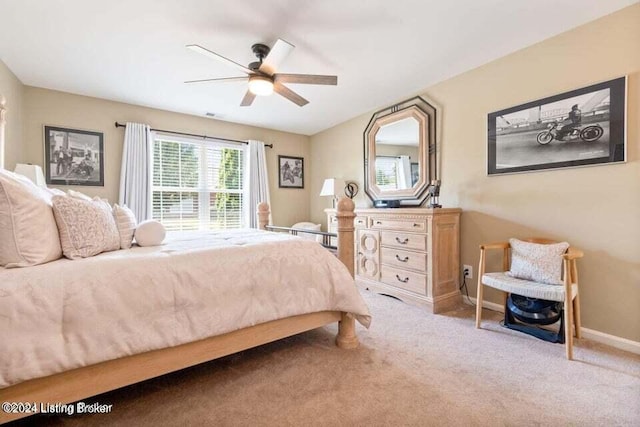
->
[0,199,369,424]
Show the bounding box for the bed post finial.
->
[335,196,359,349]
[257,202,270,230]
[336,197,355,277]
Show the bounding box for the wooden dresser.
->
[326,207,461,313]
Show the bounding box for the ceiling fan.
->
[185,39,337,107]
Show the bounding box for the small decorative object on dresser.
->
[278,155,304,188]
[327,207,461,313]
[44,125,104,186]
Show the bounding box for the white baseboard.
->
[466,297,640,355]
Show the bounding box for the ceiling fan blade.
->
[240,90,256,107]
[259,38,295,76]
[274,82,309,107]
[184,76,248,84]
[186,44,253,75]
[274,74,337,86]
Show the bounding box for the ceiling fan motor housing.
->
[251,43,271,62]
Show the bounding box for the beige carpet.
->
[14,291,640,427]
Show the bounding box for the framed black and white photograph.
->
[487,77,626,175]
[44,126,104,186]
[278,155,304,188]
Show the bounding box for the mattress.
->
[0,229,371,388]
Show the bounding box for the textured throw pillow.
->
[52,195,120,259]
[0,169,63,267]
[134,220,166,247]
[112,204,137,249]
[507,238,570,285]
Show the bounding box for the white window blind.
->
[152,134,247,231]
[375,156,399,191]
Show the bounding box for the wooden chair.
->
[475,238,584,360]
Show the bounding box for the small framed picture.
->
[278,155,304,188]
[44,126,104,186]
[487,77,626,175]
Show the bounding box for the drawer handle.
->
[396,274,409,283]
[375,221,382,225]
[413,223,420,227]
[395,254,409,263]
[395,237,409,244]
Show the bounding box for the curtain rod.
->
[114,122,273,148]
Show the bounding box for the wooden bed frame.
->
[0,198,358,424]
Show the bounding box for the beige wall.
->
[0,59,24,170]
[310,5,640,341]
[21,87,311,226]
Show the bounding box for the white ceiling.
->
[0,0,635,135]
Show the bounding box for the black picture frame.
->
[487,77,626,175]
[44,125,104,186]
[278,155,304,188]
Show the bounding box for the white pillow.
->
[67,189,92,201]
[0,169,62,267]
[44,187,66,197]
[291,222,322,242]
[507,238,570,285]
[113,204,137,249]
[52,195,120,259]
[135,220,166,247]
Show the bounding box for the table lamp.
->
[320,178,345,208]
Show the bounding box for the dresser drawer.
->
[380,266,427,295]
[329,214,367,229]
[354,216,368,228]
[381,231,427,251]
[370,217,427,232]
[381,247,427,272]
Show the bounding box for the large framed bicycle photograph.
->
[487,77,626,175]
[44,125,104,186]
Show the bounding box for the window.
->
[152,133,247,231]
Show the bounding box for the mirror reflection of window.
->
[375,156,413,190]
[374,117,419,191]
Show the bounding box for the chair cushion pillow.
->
[483,272,577,302]
[134,220,166,247]
[113,204,137,249]
[507,238,569,285]
[0,169,62,267]
[52,195,120,259]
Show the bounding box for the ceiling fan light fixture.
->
[248,75,274,96]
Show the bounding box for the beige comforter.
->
[0,229,371,388]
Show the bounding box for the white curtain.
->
[246,140,270,228]
[397,155,412,189]
[119,122,153,221]
[0,97,6,170]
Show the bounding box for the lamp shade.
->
[319,178,345,197]
[14,163,46,187]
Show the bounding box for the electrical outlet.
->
[463,264,473,279]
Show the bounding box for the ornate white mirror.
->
[364,96,437,206]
